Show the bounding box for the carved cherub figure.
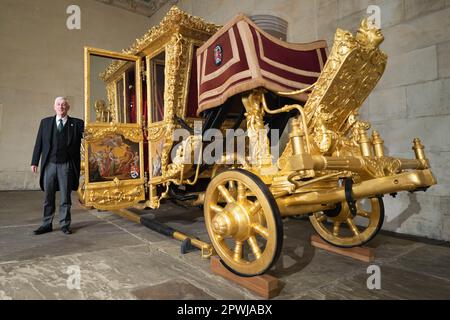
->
[244,91,272,166]
[312,105,337,154]
[94,99,109,122]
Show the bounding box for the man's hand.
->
[31,165,38,174]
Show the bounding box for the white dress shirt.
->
[56,115,68,127]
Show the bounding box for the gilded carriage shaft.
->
[80,7,436,277]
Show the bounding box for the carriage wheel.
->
[309,197,384,248]
[204,169,283,277]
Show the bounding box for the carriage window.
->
[150,51,165,123]
[124,68,136,123]
[90,55,136,124]
[115,77,125,123]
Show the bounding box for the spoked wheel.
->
[309,197,384,248]
[204,169,283,277]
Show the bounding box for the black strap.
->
[344,178,357,217]
[174,115,194,134]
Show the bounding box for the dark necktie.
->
[58,119,63,133]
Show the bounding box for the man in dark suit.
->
[31,97,84,235]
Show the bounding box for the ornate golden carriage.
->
[80,7,436,276]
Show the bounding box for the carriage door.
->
[83,47,145,210]
[146,50,166,200]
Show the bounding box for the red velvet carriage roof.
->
[196,13,328,115]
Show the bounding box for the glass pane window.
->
[150,51,165,123]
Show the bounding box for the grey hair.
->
[54,96,70,106]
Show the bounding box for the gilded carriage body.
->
[81,7,436,276]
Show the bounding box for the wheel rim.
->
[204,170,282,276]
[309,197,384,247]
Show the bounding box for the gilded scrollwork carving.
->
[148,125,166,142]
[360,156,402,178]
[77,140,87,204]
[84,124,143,142]
[100,6,221,80]
[149,196,160,209]
[161,33,192,180]
[124,6,220,55]
[280,18,387,163]
[87,184,144,210]
[105,82,116,122]
[303,18,387,135]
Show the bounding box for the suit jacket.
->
[31,116,84,191]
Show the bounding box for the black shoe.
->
[33,225,52,235]
[61,227,72,235]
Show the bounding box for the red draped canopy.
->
[196,13,328,115]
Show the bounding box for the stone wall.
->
[148,0,450,241]
[0,0,151,189]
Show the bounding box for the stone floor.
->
[1,191,450,300]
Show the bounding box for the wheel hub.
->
[211,202,253,241]
[332,202,351,223]
[211,211,235,236]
